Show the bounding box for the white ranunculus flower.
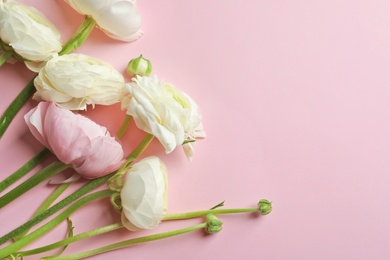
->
[65,0,142,42]
[122,76,205,160]
[120,156,168,231]
[0,1,62,66]
[33,53,125,110]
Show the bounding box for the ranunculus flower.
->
[33,53,125,110]
[24,102,124,178]
[122,76,205,160]
[64,0,142,42]
[0,1,62,67]
[120,156,168,231]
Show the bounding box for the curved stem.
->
[42,223,207,260]
[60,17,96,55]
[14,182,72,241]
[0,190,114,259]
[0,77,36,139]
[0,148,50,193]
[0,161,70,209]
[163,207,259,221]
[16,223,123,257]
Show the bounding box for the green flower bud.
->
[127,54,152,77]
[258,199,272,215]
[205,214,223,234]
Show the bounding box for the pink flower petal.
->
[24,101,50,146]
[25,102,125,179]
[74,136,124,178]
[43,103,92,164]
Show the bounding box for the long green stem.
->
[16,223,123,257]
[13,205,258,257]
[0,173,113,246]
[163,207,259,221]
[14,182,72,241]
[0,190,114,259]
[43,223,207,260]
[0,77,36,139]
[0,135,154,246]
[0,148,50,193]
[0,161,70,209]
[0,51,12,67]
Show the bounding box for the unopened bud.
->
[258,199,272,215]
[127,54,152,77]
[205,214,223,234]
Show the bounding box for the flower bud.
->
[127,55,152,77]
[258,199,272,215]
[205,214,223,234]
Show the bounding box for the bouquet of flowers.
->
[0,0,272,259]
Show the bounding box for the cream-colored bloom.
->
[33,53,125,110]
[122,76,205,160]
[65,0,142,42]
[0,1,61,65]
[120,156,168,231]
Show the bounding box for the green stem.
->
[0,161,70,209]
[0,77,36,139]
[16,223,123,257]
[0,148,50,193]
[0,135,153,246]
[0,190,114,259]
[0,173,113,246]
[14,182,72,241]
[59,17,96,55]
[126,134,154,161]
[0,51,12,67]
[43,223,207,260]
[163,207,259,221]
[116,115,132,139]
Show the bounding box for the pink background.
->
[1,0,390,259]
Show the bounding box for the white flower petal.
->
[123,76,204,157]
[65,0,142,42]
[33,54,125,110]
[0,2,61,64]
[120,156,168,231]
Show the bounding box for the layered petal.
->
[33,53,125,110]
[24,102,125,178]
[120,156,168,231]
[0,1,61,64]
[74,136,124,178]
[64,0,142,42]
[123,76,204,158]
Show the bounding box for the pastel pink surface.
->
[1,0,390,259]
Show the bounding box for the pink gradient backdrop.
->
[1,0,390,259]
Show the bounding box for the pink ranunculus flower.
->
[24,102,125,178]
